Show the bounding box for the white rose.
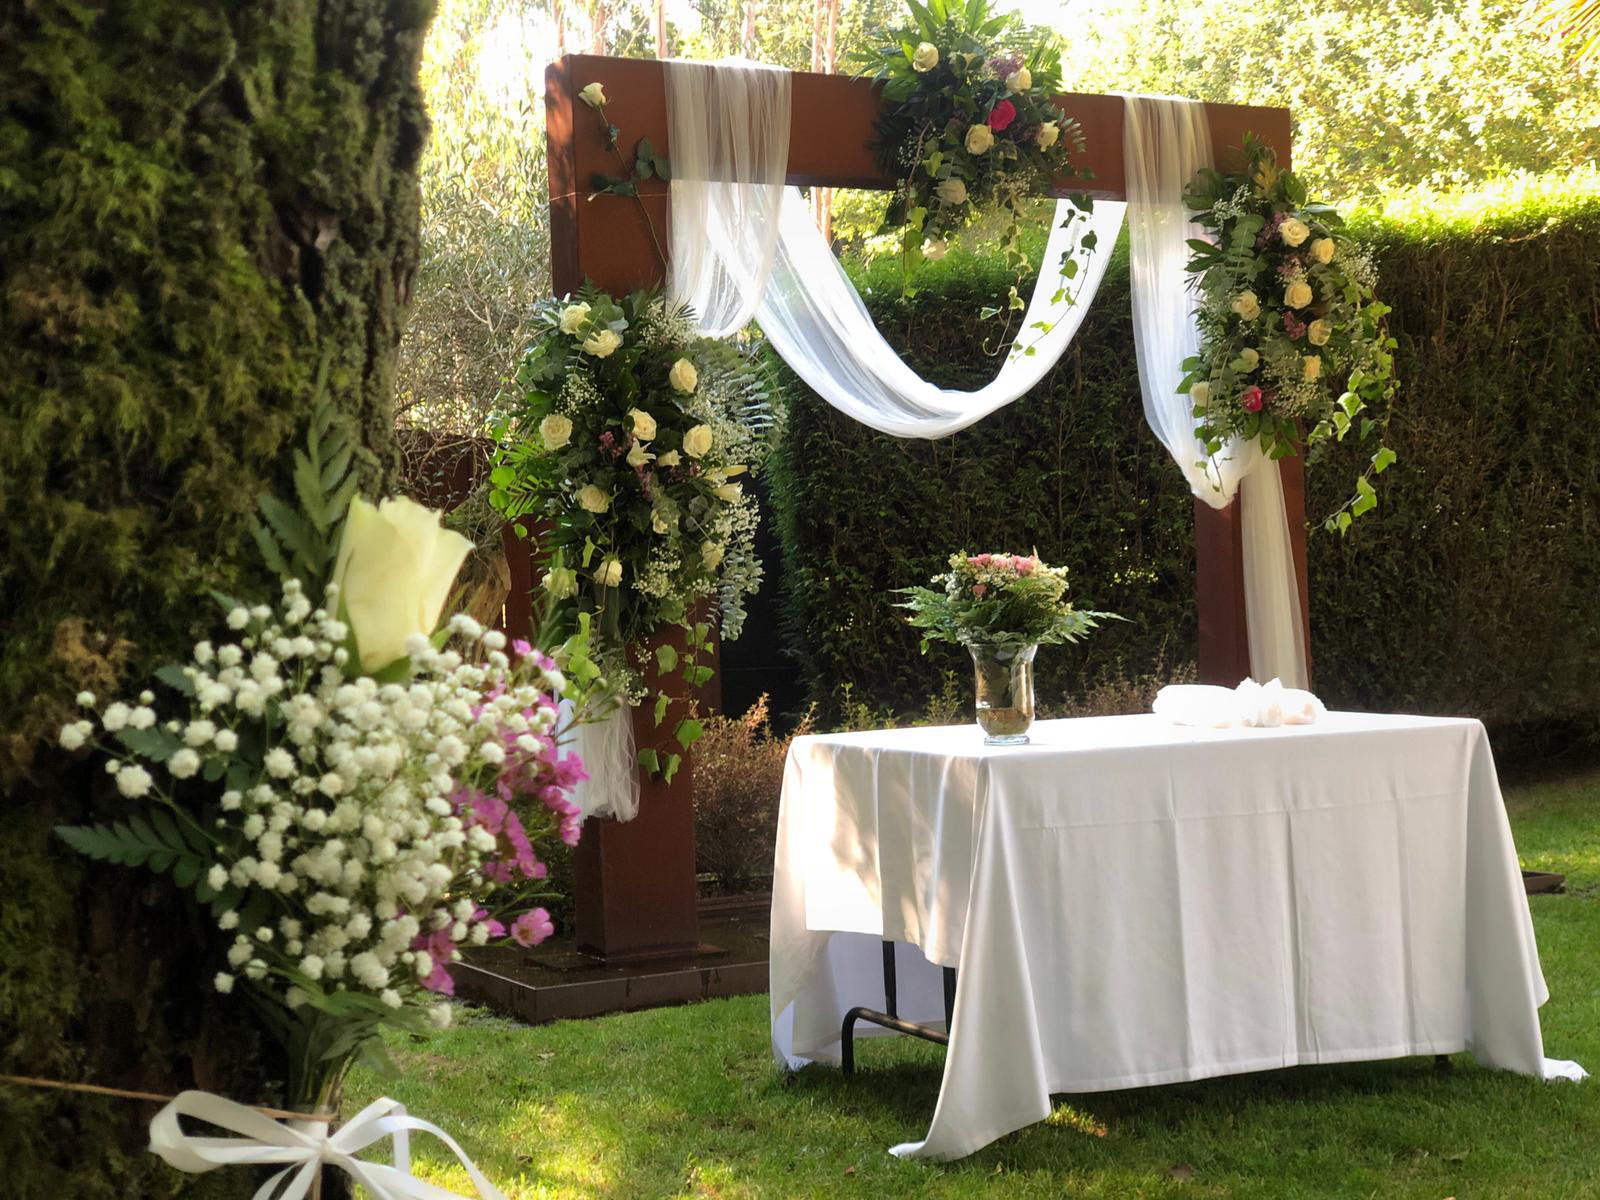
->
[1230,290,1260,320]
[544,566,578,599]
[1238,347,1260,371]
[1189,380,1212,408]
[964,124,994,155]
[578,81,607,108]
[656,449,681,467]
[596,558,623,587]
[581,328,622,358]
[936,177,967,206]
[625,441,653,468]
[922,238,948,261]
[668,358,698,393]
[682,424,713,458]
[576,484,609,513]
[911,42,939,72]
[651,509,673,535]
[628,407,657,440]
[713,482,742,504]
[1005,67,1032,93]
[1035,121,1060,150]
[1303,355,1322,381]
[333,497,473,673]
[1307,319,1332,346]
[1283,279,1313,309]
[539,413,572,450]
[1310,236,1336,265]
[701,541,725,569]
[558,302,590,335]
[1279,216,1310,247]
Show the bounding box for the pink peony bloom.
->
[511,908,555,948]
[1239,386,1264,412]
[987,99,1017,132]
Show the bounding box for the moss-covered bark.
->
[0,1,432,1191]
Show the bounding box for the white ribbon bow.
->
[149,1089,507,1200]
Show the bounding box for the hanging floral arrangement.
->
[489,288,778,779]
[1181,135,1399,532]
[856,0,1096,319]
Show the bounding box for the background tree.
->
[0,2,430,1192]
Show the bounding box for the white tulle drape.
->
[1121,93,1306,688]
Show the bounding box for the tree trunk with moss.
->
[0,2,432,1193]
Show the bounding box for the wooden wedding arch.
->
[538,54,1311,961]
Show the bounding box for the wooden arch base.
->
[545,55,1312,960]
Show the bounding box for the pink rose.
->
[1239,386,1264,413]
[987,100,1016,132]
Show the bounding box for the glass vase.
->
[969,643,1037,745]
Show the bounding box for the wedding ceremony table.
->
[769,712,1583,1161]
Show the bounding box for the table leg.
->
[840,941,957,1078]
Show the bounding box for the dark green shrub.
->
[767,189,1600,755]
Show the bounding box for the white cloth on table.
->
[770,713,1584,1162]
[1153,678,1326,727]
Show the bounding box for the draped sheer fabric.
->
[579,63,1311,822]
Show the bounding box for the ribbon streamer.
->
[149,1089,507,1200]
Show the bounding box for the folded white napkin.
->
[1152,678,1326,729]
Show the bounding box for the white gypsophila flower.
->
[102,702,131,731]
[227,607,250,630]
[208,864,228,890]
[76,691,96,707]
[184,719,216,746]
[264,747,296,778]
[116,764,153,798]
[214,729,238,753]
[215,972,234,994]
[58,722,90,751]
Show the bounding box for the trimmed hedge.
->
[767,191,1600,753]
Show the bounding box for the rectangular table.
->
[769,713,1583,1161]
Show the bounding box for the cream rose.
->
[1231,290,1261,320]
[701,541,725,569]
[595,558,623,587]
[539,413,572,450]
[922,238,948,261]
[936,177,968,206]
[1302,355,1322,381]
[625,441,653,468]
[668,358,698,393]
[1307,319,1332,346]
[656,449,681,467]
[333,497,472,673]
[558,302,590,335]
[1189,380,1212,408]
[651,508,675,535]
[682,424,713,458]
[1005,67,1032,93]
[628,407,657,440]
[1283,279,1313,309]
[543,565,578,599]
[1035,121,1060,150]
[911,42,939,72]
[1310,236,1336,265]
[1238,347,1260,371]
[576,484,610,513]
[1279,216,1310,247]
[581,328,622,358]
[965,124,994,155]
[578,82,607,109]
[713,482,743,504]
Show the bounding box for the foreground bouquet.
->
[897,552,1116,745]
[857,0,1095,315]
[1180,135,1399,532]
[490,287,777,777]
[896,551,1113,652]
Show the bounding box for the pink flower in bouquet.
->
[414,927,458,995]
[971,553,993,567]
[973,583,988,597]
[1010,555,1035,574]
[473,908,506,938]
[1283,311,1307,340]
[987,100,1017,132]
[511,908,555,947]
[1239,386,1264,413]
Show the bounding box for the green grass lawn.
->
[348,774,1600,1199]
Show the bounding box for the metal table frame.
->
[840,939,957,1076]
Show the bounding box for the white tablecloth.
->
[769,713,1584,1161]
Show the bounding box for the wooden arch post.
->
[545,55,1312,960]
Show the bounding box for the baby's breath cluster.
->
[62,579,586,1033]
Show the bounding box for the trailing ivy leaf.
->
[660,753,682,785]
[1372,446,1397,473]
[653,690,670,726]
[636,747,660,775]
[675,718,703,751]
[655,644,678,673]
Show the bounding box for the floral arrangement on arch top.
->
[1181,134,1399,533]
[489,288,778,780]
[55,401,602,1114]
[857,0,1096,318]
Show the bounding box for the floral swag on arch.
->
[507,4,1396,821]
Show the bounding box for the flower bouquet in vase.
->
[896,552,1116,744]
